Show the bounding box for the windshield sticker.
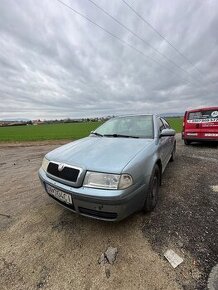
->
[211,111,218,117]
[187,118,218,123]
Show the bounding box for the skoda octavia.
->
[38,115,176,221]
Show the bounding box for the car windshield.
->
[92,115,154,139]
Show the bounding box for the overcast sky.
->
[0,0,217,120]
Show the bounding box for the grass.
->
[166,117,183,133]
[0,117,183,142]
[0,122,102,142]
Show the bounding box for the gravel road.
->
[0,136,217,290]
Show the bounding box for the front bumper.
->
[38,168,148,221]
[185,137,218,142]
[183,132,218,142]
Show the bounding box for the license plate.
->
[205,133,218,137]
[46,184,72,204]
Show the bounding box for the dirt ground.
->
[0,136,217,290]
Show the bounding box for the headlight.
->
[42,157,49,171]
[83,171,133,190]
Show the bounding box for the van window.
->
[188,110,218,123]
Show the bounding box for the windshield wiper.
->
[103,134,139,138]
[91,132,103,137]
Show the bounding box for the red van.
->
[182,106,218,145]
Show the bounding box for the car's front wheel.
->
[184,139,191,145]
[143,165,160,212]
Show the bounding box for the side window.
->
[158,118,165,132]
[161,118,170,129]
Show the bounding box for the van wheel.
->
[170,143,176,162]
[184,139,191,145]
[143,165,160,212]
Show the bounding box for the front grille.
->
[47,162,80,183]
[78,207,117,220]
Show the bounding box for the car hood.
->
[46,136,153,173]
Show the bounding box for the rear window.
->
[188,110,218,123]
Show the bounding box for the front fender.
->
[121,141,160,187]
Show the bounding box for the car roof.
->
[186,106,218,113]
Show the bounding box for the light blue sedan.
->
[38,115,176,221]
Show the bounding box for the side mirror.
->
[160,128,176,137]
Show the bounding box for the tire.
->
[170,142,176,162]
[184,139,191,145]
[143,165,160,212]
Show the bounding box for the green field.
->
[0,122,102,142]
[0,117,182,142]
[166,117,183,133]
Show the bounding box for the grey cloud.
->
[0,0,217,120]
